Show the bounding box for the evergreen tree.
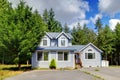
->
[95,17,102,34]
[43,8,62,32]
[115,23,120,65]
[95,17,103,48]
[63,23,70,33]
[0,1,47,68]
[72,23,96,45]
[100,25,115,61]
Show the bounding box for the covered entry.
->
[75,52,82,68]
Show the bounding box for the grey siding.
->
[51,39,58,46]
[57,51,75,68]
[32,51,75,68]
[80,45,102,67]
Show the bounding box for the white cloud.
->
[109,19,120,30]
[90,14,102,24]
[99,0,120,16]
[8,0,89,27]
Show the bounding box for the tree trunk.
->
[18,62,21,69]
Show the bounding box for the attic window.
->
[43,37,47,46]
[61,37,66,46]
[88,49,92,51]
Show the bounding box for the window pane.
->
[43,40,47,46]
[44,52,48,61]
[93,53,95,59]
[37,51,43,61]
[58,52,63,60]
[88,53,93,59]
[64,52,68,60]
[85,53,87,59]
[61,39,65,46]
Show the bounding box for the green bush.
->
[49,59,56,69]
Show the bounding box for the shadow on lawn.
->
[2,66,32,71]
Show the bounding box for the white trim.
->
[58,35,68,47]
[56,32,70,39]
[56,51,70,62]
[40,36,50,47]
[46,32,53,39]
[36,50,50,62]
[79,43,103,53]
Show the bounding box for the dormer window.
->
[43,37,47,46]
[61,37,66,46]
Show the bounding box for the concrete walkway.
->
[5,70,102,80]
[81,67,120,80]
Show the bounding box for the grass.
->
[84,71,104,80]
[94,68,100,71]
[0,64,31,80]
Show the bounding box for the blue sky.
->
[9,0,120,30]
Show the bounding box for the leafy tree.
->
[0,1,47,68]
[43,8,62,32]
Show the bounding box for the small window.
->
[37,51,49,61]
[85,53,95,59]
[37,51,43,61]
[58,52,63,60]
[61,37,66,46]
[43,37,47,46]
[44,52,48,61]
[58,51,68,61]
[64,52,68,60]
[88,49,92,51]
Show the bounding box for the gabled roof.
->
[36,43,102,53]
[71,45,86,52]
[46,32,73,39]
[79,43,103,53]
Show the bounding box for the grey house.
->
[32,32,103,68]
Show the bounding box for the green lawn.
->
[0,64,31,80]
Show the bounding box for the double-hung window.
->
[37,51,49,61]
[58,52,68,61]
[85,53,95,59]
[43,37,47,46]
[61,37,66,46]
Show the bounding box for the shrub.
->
[49,59,56,69]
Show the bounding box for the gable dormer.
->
[40,32,73,47]
[57,32,72,47]
[40,35,50,47]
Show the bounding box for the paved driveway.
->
[5,70,102,80]
[81,67,120,80]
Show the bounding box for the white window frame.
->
[42,37,47,46]
[37,51,49,61]
[85,53,95,59]
[57,51,69,61]
[60,37,66,47]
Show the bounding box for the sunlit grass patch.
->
[0,64,31,80]
[94,68,99,71]
[0,70,23,80]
